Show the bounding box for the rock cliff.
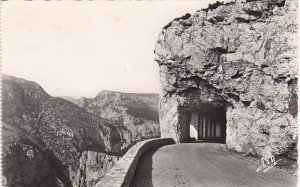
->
[2,75,125,187]
[154,0,297,159]
[64,91,160,148]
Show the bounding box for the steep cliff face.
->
[154,0,297,159]
[2,75,124,187]
[65,91,160,148]
[72,151,119,187]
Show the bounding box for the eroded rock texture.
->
[2,75,123,187]
[72,151,118,187]
[154,0,297,159]
[65,91,160,148]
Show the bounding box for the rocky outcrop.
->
[72,151,119,187]
[65,91,160,148]
[2,75,126,187]
[154,0,297,159]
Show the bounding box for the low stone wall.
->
[95,138,175,187]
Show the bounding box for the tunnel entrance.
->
[189,104,226,143]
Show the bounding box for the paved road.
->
[131,143,297,187]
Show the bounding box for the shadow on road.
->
[130,147,161,187]
[130,143,297,187]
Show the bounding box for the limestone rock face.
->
[154,0,297,159]
[2,75,125,187]
[66,91,160,148]
[72,151,119,187]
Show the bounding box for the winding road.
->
[131,143,297,187]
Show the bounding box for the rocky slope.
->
[154,0,297,159]
[64,91,160,147]
[2,75,129,187]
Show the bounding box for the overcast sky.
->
[2,1,230,98]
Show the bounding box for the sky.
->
[2,1,231,98]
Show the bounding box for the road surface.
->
[131,143,297,187]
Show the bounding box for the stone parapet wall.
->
[95,138,175,187]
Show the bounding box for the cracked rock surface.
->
[154,0,297,159]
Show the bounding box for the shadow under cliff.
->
[189,138,226,144]
[46,150,72,187]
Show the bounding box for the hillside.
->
[2,75,159,187]
[63,90,160,146]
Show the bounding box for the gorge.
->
[2,75,160,187]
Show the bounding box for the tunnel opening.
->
[189,103,227,143]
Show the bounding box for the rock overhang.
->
[154,0,297,159]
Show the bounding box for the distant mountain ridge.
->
[61,91,159,122]
[62,89,160,146]
[2,74,160,187]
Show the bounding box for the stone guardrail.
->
[95,138,175,187]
